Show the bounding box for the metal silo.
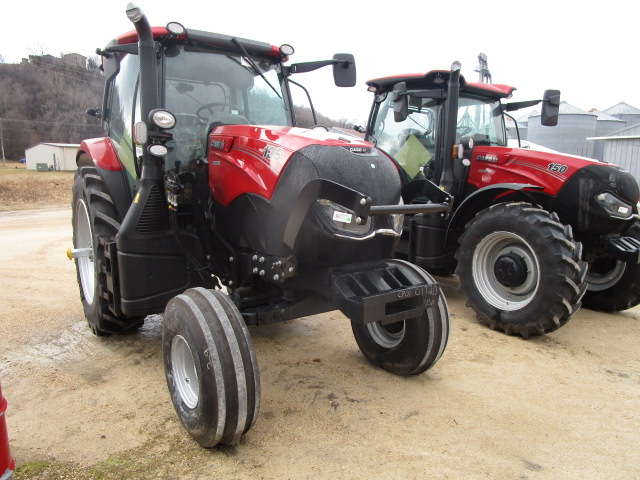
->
[527,102,597,157]
[589,109,626,161]
[603,102,640,126]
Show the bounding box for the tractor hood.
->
[466,144,639,235]
[208,125,376,207]
[467,145,612,195]
[209,124,405,265]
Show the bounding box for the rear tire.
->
[350,262,449,376]
[583,221,640,311]
[163,288,260,448]
[72,166,143,335]
[456,203,587,338]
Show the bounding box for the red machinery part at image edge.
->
[0,381,14,480]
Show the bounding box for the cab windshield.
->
[162,45,291,168]
[370,92,506,180]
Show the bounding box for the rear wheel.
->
[582,221,640,311]
[456,202,587,338]
[163,288,260,448]
[71,166,143,335]
[350,262,449,376]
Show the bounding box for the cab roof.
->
[112,26,282,58]
[366,70,516,99]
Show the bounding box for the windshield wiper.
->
[231,38,282,100]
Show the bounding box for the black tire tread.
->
[582,221,640,311]
[350,260,450,376]
[72,166,141,335]
[163,287,259,447]
[456,202,587,338]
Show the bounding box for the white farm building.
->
[25,143,79,171]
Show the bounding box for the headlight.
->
[150,109,177,129]
[317,199,370,235]
[595,192,633,219]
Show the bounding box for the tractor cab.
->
[363,66,558,202]
[93,21,355,203]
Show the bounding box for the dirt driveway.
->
[0,207,638,479]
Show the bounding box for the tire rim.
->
[367,321,405,349]
[472,231,539,311]
[586,259,626,292]
[171,335,199,409]
[74,199,95,302]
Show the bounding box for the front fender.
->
[77,138,122,171]
[76,137,133,222]
[447,183,543,242]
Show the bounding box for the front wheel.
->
[163,288,260,448]
[582,221,640,311]
[350,262,449,376]
[456,203,587,338]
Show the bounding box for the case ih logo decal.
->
[211,139,226,150]
[340,146,375,155]
[478,154,499,163]
[348,147,372,154]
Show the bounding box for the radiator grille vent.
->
[137,185,168,233]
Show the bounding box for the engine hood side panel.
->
[207,125,375,207]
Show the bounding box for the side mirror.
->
[392,82,408,122]
[541,89,561,126]
[332,54,356,87]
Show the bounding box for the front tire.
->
[350,262,449,376]
[582,221,640,311]
[71,166,142,335]
[456,203,587,338]
[163,288,260,448]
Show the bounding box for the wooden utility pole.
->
[0,118,6,166]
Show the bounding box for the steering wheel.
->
[196,102,240,121]
[174,113,206,128]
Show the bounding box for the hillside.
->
[0,55,103,160]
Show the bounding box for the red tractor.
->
[69,4,451,447]
[361,62,640,338]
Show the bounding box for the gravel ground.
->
[0,207,639,479]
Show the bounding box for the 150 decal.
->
[547,163,568,174]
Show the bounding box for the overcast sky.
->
[2,0,638,124]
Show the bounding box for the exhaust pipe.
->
[439,61,461,194]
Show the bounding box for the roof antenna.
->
[475,52,492,84]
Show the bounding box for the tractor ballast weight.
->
[70,4,451,448]
[364,62,640,338]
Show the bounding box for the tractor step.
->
[606,236,640,263]
[330,260,440,325]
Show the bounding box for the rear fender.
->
[77,138,133,221]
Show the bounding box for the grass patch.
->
[14,460,52,477]
[0,163,74,211]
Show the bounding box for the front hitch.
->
[330,259,441,325]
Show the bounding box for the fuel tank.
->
[208,126,404,266]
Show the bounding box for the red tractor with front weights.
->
[69,4,451,448]
[362,62,640,338]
